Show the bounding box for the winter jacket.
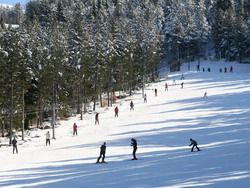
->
[115,107,119,113]
[12,138,17,146]
[100,144,106,154]
[189,139,198,146]
[46,132,51,139]
[131,139,137,149]
[73,123,77,131]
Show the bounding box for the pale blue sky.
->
[1,0,28,5]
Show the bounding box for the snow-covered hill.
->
[1,60,250,188]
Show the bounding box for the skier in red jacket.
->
[165,82,168,91]
[73,123,78,136]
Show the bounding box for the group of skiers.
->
[219,66,233,73]
[9,75,202,160]
[11,134,200,156]
[95,137,201,163]
[113,100,135,117]
[200,67,211,72]
[165,81,183,89]
[11,130,51,154]
[95,77,201,162]
[197,64,233,73]
[96,138,138,163]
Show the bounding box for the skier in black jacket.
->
[95,113,99,125]
[12,137,18,154]
[97,142,106,163]
[189,138,201,152]
[130,101,134,111]
[131,138,138,160]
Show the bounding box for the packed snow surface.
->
[1,61,250,188]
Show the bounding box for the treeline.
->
[0,0,163,137]
[0,3,23,25]
[212,0,250,61]
[1,0,250,138]
[162,0,250,63]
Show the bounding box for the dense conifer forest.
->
[0,0,249,137]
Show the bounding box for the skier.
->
[154,88,157,96]
[230,66,233,72]
[130,101,134,111]
[97,142,106,163]
[131,138,138,160]
[189,138,201,152]
[219,68,222,73]
[165,82,168,91]
[12,137,18,154]
[73,123,78,136]
[204,92,207,98]
[181,82,184,89]
[144,94,147,103]
[115,106,119,117]
[46,131,51,146]
[207,68,211,72]
[197,64,200,71]
[202,68,205,72]
[224,67,227,73]
[95,113,99,125]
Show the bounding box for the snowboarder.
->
[12,137,18,154]
[165,82,168,91]
[73,123,78,136]
[189,138,201,152]
[154,88,157,96]
[230,66,233,73]
[115,106,119,117]
[130,101,134,111]
[46,131,51,146]
[181,82,184,89]
[97,142,106,163]
[144,94,147,103]
[131,138,138,160]
[95,113,99,125]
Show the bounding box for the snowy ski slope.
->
[0,60,250,188]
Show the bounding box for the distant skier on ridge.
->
[115,106,119,117]
[165,82,168,91]
[144,94,147,103]
[154,88,157,96]
[12,137,18,154]
[46,131,51,146]
[95,112,99,125]
[130,101,134,111]
[73,122,78,136]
